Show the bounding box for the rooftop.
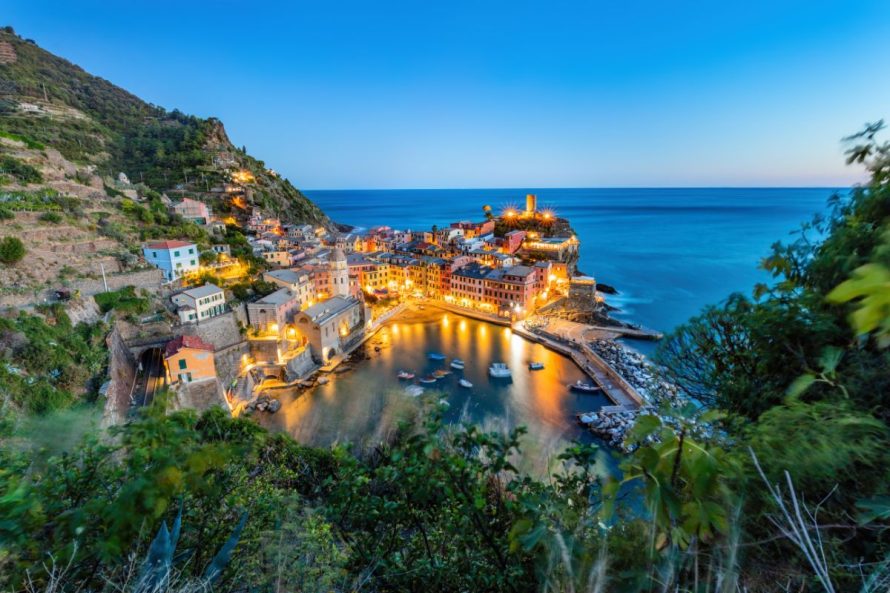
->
[265,269,309,284]
[165,335,214,357]
[179,283,223,299]
[145,240,195,250]
[299,296,358,324]
[253,287,297,305]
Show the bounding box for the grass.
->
[93,285,150,315]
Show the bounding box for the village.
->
[109,185,664,443]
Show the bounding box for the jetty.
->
[512,319,645,409]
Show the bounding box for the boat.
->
[432,369,450,378]
[397,371,415,380]
[576,412,597,425]
[489,362,511,378]
[428,352,446,361]
[450,358,465,370]
[419,376,438,384]
[317,376,330,385]
[528,362,545,371]
[570,380,600,393]
[459,378,473,388]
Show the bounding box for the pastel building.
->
[143,240,199,282]
[171,198,211,225]
[246,287,302,338]
[172,283,226,324]
[294,296,365,363]
[164,335,216,384]
[263,268,316,309]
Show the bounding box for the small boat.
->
[459,378,473,388]
[432,369,450,378]
[489,362,511,378]
[450,358,465,370]
[570,380,600,393]
[528,362,545,371]
[397,370,415,380]
[317,376,330,385]
[428,352,446,361]
[419,375,438,384]
[576,412,597,425]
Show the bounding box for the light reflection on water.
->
[258,310,611,472]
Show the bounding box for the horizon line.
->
[302,185,853,192]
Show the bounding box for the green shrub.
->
[93,285,150,314]
[0,236,25,264]
[38,211,62,224]
[0,156,42,184]
[0,207,13,220]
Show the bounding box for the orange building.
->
[164,335,216,384]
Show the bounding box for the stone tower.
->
[331,239,349,298]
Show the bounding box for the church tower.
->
[331,237,349,297]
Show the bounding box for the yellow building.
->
[164,335,217,384]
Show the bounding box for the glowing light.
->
[459,319,467,332]
[269,323,279,334]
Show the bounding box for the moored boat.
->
[489,362,511,378]
[419,375,438,384]
[428,352,446,361]
[570,380,600,393]
[459,378,473,388]
[432,369,450,378]
[528,362,544,370]
[450,358,465,370]
[317,376,330,385]
[397,370,415,380]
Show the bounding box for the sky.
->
[6,0,890,189]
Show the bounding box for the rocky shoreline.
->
[578,339,684,449]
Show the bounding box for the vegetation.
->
[0,235,25,264]
[0,307,107,415]
[93,285,150,315]
[0,155,42,184]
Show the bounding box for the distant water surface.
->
[305,188,836,335]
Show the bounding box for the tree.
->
[0,236,25,264]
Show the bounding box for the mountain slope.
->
[0,25,329,227]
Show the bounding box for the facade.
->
[164,335,216,384]
[483,265,537,317]
[171,198,211,225]
[263,268,315,309]
[569,276,597,299]
[330,247,350,297]
[246,287,301,338]
[143,240,199,282]
[521,236,579,262]
[294,296,365,362]
[261,250,291,268]
[172,283,226,324]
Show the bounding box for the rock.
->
[267,399,281,413]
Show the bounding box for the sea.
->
[305,187,839,337]
[262,188,839,466]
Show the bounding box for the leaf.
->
[818,346,843,373]
[856,496,890,525]
[786,373,816,398]
[628,414,661,442]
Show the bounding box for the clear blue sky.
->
[7,0,890,188]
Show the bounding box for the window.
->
[190,260,196,266]
[174,251,180,257]
[189,248,195,254]
[152,251,157,257]
[178,359,187,370]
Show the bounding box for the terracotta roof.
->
[145,240,194,250]
[165,335,215,357]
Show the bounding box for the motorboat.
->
[432,369,450,378]
[489,362,511,378]
[428,352,446,361]
[570,380,600,393]
[397,370,415,380]
[528,362,545,371]
[450,358,465,370]
[459,378,473,388]
[419,375,438,384]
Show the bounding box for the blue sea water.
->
[305,188,837,336]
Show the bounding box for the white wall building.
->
[172,283,226,324]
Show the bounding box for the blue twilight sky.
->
[6,0,890,189]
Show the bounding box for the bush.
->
[93,285,150,314]
[0,236,25,264]
[0,207,13,220]
[38,211,62,224]
[0,155,42,184]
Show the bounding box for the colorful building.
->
[171,283,226,324]
[164,335,216,384]
[142,240,199,282]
